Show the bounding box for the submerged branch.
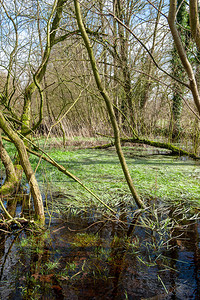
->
[0,198,26,228]
[0,198,13,220]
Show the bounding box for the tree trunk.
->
[0,131,21,195]
[74,0,146,209]
[168,0,200,116]
[115,0,135,131]
[93,136,199,159]
[21,0,66,136]
[0,111,45,223]
[170,0,189,140]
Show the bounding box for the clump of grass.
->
[18,230,51,255]
[127,200,200,273]
[45,259,60,271]
[72,233,101,248]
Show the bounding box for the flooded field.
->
[0,202,200,300]
[0,148,200,299]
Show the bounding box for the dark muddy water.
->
[0,205,200,300]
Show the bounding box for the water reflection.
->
[0,204,199,299]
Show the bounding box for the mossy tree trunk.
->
[139,0,162,133]
[0,111,45,223]
[21,0,66,136]
[170,0,189,141]
[0,131,20,195]
[114,0,135,132]
[94,136,199,159]
[168,0,200,116]
[189,0,200,52]
[74,0,146,209]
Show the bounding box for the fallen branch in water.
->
[0,215,30,229]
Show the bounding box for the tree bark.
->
[170,0,189,140]
[74,0,146,209]
[93,137,199,159]
[189,0,200,51]
[168,0,200,115]
[0,112,44,223]
[21,0,66,136]
[0,131,21,195]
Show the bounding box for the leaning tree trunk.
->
[0,111,45,223]
[74,0,146,210]
[21,0,66,137]
[0,131,21,195]
[168,0,200,116]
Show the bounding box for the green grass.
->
[28,145,200,208]
[1,137,199,208]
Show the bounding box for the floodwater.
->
[0,148,200,299]
[0,202,200,300]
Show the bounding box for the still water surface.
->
[0,206,200,300]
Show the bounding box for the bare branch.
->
[109,12,190,89]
